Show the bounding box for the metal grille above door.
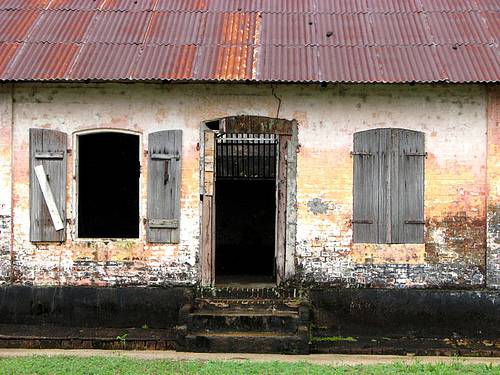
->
[216,133,277,180]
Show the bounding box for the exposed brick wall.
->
[1,83,491,288]
[487,87,500,289]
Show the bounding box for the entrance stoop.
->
[176,287,310,354]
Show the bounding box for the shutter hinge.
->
[404,220,425,224]
[151,153,180,160]
[404,152,427,158]
[149,219,179,229]
[350,151,373,156]
[352,219,373,224]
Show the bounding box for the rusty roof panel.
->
[70,43,139,79]
[0,9,40,42]
[135,44,197,80]
[196,44,255,80]
[259,0,316,13]
[376,46,446,82]
[260,13,317,45]
[426,12,495,45]
[476,0,500,11]
[27,10,95,43]
[436,44,500,82]
[0,43,22,78]
[101,0,156,11]
[85,10,152,44]
[147,11,206,45]
[483,12,500,42]
[319,46,379,82]
[370,13,432,45]
[316,13,374,46]
[258,46,318,81]
[0,0,48,10]
[0,0,498,83]
[47,0,106,10]
[203,12,258,45]
[315,0,369,14]
[369,0,422,12]
[156,0,208,11]
[6,42,79,79]
[419,0,479,11]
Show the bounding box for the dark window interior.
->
[78,132,140,238]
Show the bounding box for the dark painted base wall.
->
[0,286,192,328]
[0,286,498,354]
[311,289,500,339]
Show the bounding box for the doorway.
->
[215,134,277,286]
[200,116,297,287]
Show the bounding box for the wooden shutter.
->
[353,130,379,243]
[29,128,67,242]
[392,129,425,243]
[147,130,182,243]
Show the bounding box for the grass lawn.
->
[0,356,498,375]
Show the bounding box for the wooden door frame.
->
[200,116,298,286]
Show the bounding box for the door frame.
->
[199,116,298,286]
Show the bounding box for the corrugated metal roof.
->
[0,0,498,83]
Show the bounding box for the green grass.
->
[0,356,498,375]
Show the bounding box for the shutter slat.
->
[353,130,379,243]
[147,130,182,243]
[378,129,392,244]
[397,130,425,243]
[29,128,67,242]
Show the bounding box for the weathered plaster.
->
[487,86,500,289]
[0,84,12,283]
[1,82,490,288]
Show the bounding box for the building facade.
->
[0,82,498,290]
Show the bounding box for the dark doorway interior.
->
[214,134,277,284]
[215,180,276,281]
[78,132,140,238]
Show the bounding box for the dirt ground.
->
[0,349,498,366]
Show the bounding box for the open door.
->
[201,130,216,286]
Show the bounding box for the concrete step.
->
[189,309,300,333]
[194,298,303,312]
[184,330,310,354]
[197,287,302,300]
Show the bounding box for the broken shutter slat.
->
[147,130,182,243]
[353,130,379,243]
[395,130,425,243]
[30,128,67,242]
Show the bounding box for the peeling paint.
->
[0,82,495,289]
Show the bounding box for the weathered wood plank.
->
[353,129,379,243]
[147,130,182,243]
[34,165,64,231]
[397,130,425,243]
[201,130,217,286]
[29,128,67,242]
[276,134,289,284]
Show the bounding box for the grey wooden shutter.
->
[29,128,67,242]
[147,130,182,243]
[353,130,379,243]
[392,129,425,243]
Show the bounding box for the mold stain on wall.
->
[0,82,495,288]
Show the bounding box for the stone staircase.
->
[176,287,310,354]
